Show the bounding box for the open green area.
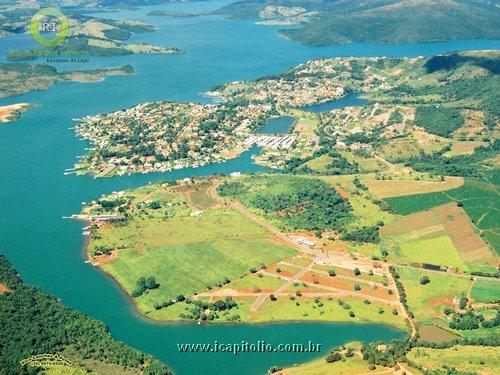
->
[0,255,169,375]
[398,236,466,270]
[408,345,500,374]
[471,279,500,303]
[233,296,407,329]
[395,266,471,325]
[103,237,295,312]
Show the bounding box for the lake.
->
[0,1,499,373]
[301,92,369,112]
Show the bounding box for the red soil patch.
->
[268,264,297,278]
[0,283,10,294]
[90,250,118,266]
[371,286,396,300]
[334,186,351,199]
[428,296,455,307]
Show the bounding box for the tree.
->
[325,352,342,363]
[176,294,186,302]
[354,268,361,276]
[419,276,430,285]
[328,269,337,277]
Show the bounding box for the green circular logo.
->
[30,8,69,47]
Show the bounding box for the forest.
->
[0,255,171,375]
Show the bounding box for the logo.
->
[30,7,69,47]
[20,354,73,368]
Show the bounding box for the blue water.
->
[302,92,369,112]
[258,116,297,134]
[1,1,499,374]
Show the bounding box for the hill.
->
[217,0,500,45]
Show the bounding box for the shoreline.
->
[77,217,406,331]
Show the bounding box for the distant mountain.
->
[217,0,500,45]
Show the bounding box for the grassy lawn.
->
[408,346,500,374]
[103,237,296,313]
[281,355,377,375]
[471,279,500,303]
[304,154,333,171]
[398,236,466,269]
[362,177,464,199]
[228,273,286,291]
[251,296,407,329]
[395,266,471,324]
[90,209,268,253]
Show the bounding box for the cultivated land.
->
[77,50,499,374]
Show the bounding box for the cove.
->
[1,1,499,374]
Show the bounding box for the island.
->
[0,62,134,98]
[74,49,499,374]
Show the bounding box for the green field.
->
[87,187,298,315]
[103,236,295,313]
[395,266,471,324]
[408,346,500,374]
[227,273,286,291]
[471,279,500,303]
[251,296,407,329]
[386,178,500,253]
[398,236,466,269]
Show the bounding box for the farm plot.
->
[381,203,495,270]
[385,178,499,254]
[471,279,500,303]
